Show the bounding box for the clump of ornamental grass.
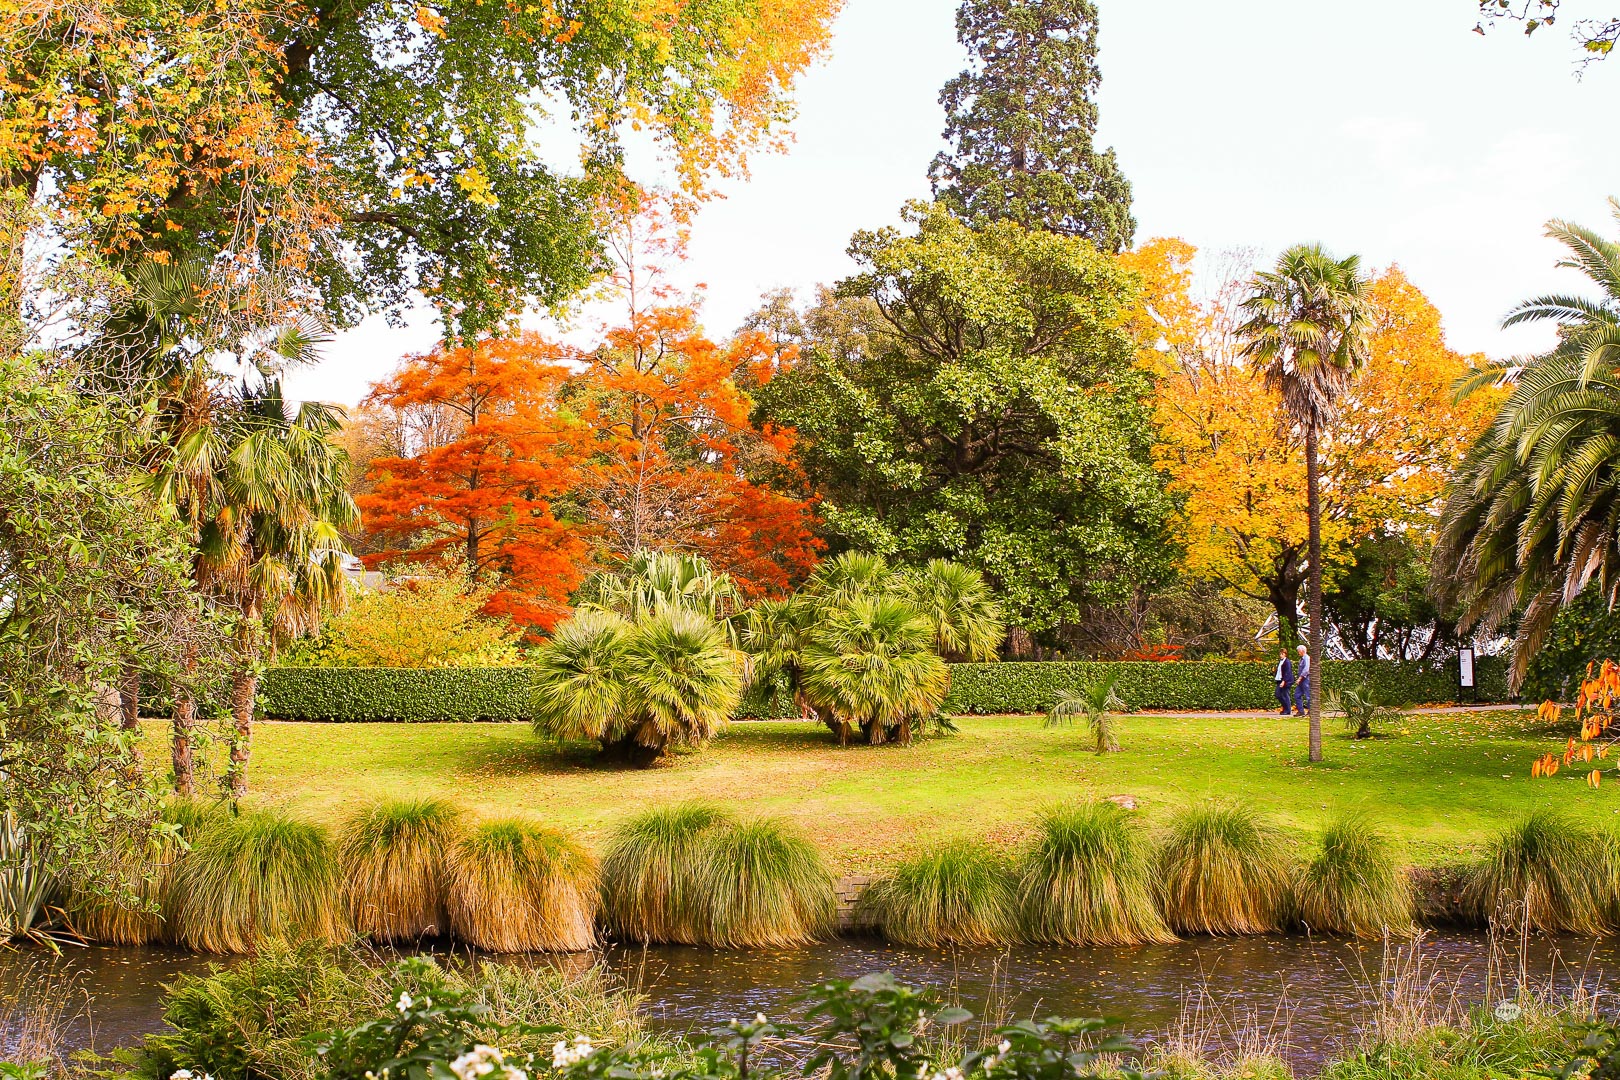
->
[1017,802,1175,946]
[68,799,222,946]
[599,802,732,945]
[1293,816,1414,938]
[1156,802,1293,935]
[1463,810,1611,935]
[698,818,837,948]
[339,798,462,942]
[171,807,345,954]
[446,819,598,953]
[856,838,1018,947]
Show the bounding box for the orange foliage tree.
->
[1144,239,1502,645]
[1534,663,1620,787]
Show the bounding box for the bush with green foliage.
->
[856,839,1018,947]
[1156,803,1294,936]
[284,574,521,669]
[1017,803,1174,947]
[698,818,837,949]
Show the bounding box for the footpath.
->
[1130,703,1527,720]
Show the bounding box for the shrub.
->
[1293,816,1413,938]
[260,666,536,721]
[856,838,1018,947]
[698,818,837,948]
[283,574,521,669]
[170,808,345,954]
[1463,810,1611,935]
[800,595,950,745]
[1017,802,1175,946]
[338,798,461,942]
[599,802,732,945]
[446,819,598,952]
[67,800,220,946]
[1157,803,1294,935]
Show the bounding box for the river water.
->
[5,933,1619,1072]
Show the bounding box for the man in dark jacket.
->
[1273,649,1293,716]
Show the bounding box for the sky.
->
[286,0,1620,407]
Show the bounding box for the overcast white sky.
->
[286,0,1620,407]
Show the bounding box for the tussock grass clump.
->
[1157,802,1293,936]
[68,800,221,946]
[856,839,1018,946]
[1017,802,1175,946]
[171,807,345,954]
[447,819,598,952]
[1463,810,1610,935]
[1293,816,1413,938]
[600,802,732,945]
[698,818,837,948]
[339,798,462,942]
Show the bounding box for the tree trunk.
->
[227,668,257,799]
[1268,577,1302,649]
[1305,424,1324,764]
[120,667,141,731]
[172,688,196,798]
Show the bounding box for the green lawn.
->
[148,709,1612,872]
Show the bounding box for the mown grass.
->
[152,709,1592,871]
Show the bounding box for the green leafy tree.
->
[1237,244,1374,763]
[1323,531,1458,661]
[752,202,1171,646]
[929,0,1135,252]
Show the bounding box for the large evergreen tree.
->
[929,0,1136,253]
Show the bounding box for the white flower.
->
[451,1046,506,1080]
[170,1071,195,1080]
[396,991,414,1014]
[997,1042,1011,1055]
[755,1013,768,1025]
[551,1036,596,1069]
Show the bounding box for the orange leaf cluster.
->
[1531,659,1620,785]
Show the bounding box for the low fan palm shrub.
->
[698,818,837,948]
[446,819,598,952]
[1044,670,1126,753]
[599,802,733,945]
[1157,802,1294,935]
[897,559,1006,662]
[1293,816,1413,938]
[339,798,462,942]
[1017,802,1175,946]
[800,596,949,746]
[1463,810,1611,935]
[857,838,1018,946]
[171,807,345,954]
[68,800,221,946]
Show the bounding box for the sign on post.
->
[1458,647,1475,703]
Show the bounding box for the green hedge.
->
[259,656,1511,722]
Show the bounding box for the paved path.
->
[1130,703,1526,720]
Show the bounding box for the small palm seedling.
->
[446,819,598,952]
[1045,671,1126,753]
[698,817,837,948]
[599,802,733,945]
[1293,816,1413,938]
[1017,802,1175,946]
[339,798,462,942]
[1326,684,1404,740]
[856,838,1018,947]
[171,807,345,954]
[68,800,221,946]
[1157,802,1294,935]
[1463,811,1611,935]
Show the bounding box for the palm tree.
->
[1437,202,1620,685]
[800,596,950,746]
[582,550,744,625]
[529,609,631,742]
[803,551,894,606]
[897,559,1006,661]
[1238,244,1373,763]
[1045,670,1126,752]
[739,596,819,721]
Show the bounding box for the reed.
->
[1293,816,1413,938]
[599,802,732,944]
[170,807,345,954]
[1156,802,1293,935]
[1463,810,1610,935]
[1016,802,1175,946]
[857,838,1018,947]
[698,817,837,948]
[339,798,462,942]
[446,819,598,952]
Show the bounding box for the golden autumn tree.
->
[1146,240,1501,649]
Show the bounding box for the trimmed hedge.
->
[259,656,1510,722]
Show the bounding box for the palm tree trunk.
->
[227,668,257,799]
[1305,423,1324,764]
[172,687,197,797]
[120,666,141,731]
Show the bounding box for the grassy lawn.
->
[144,709,1614,872]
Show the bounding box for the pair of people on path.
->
[1273,644,1310,716]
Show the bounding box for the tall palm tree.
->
[1237,245,1373,762]
[1438,203,1620,686]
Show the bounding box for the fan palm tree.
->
[582,550,744,625]
[1045,670,1126,752]
[529,609,631,742]
[1437,202,1620,685]
[801,596,950,746]
[1238,245,1373,763]
[803,551,895,606]
[739,596,820,721]
[898,559,1006,661]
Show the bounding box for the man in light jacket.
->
[1292,644,1311,717]
[1273,649,1293,716]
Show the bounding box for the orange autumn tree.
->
[359,333,590,631]
[1146,240,1501,647]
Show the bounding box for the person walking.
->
[1273,649,1293,716]
[1292,643,1311,717]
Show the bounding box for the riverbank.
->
[141,709,1595,870]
